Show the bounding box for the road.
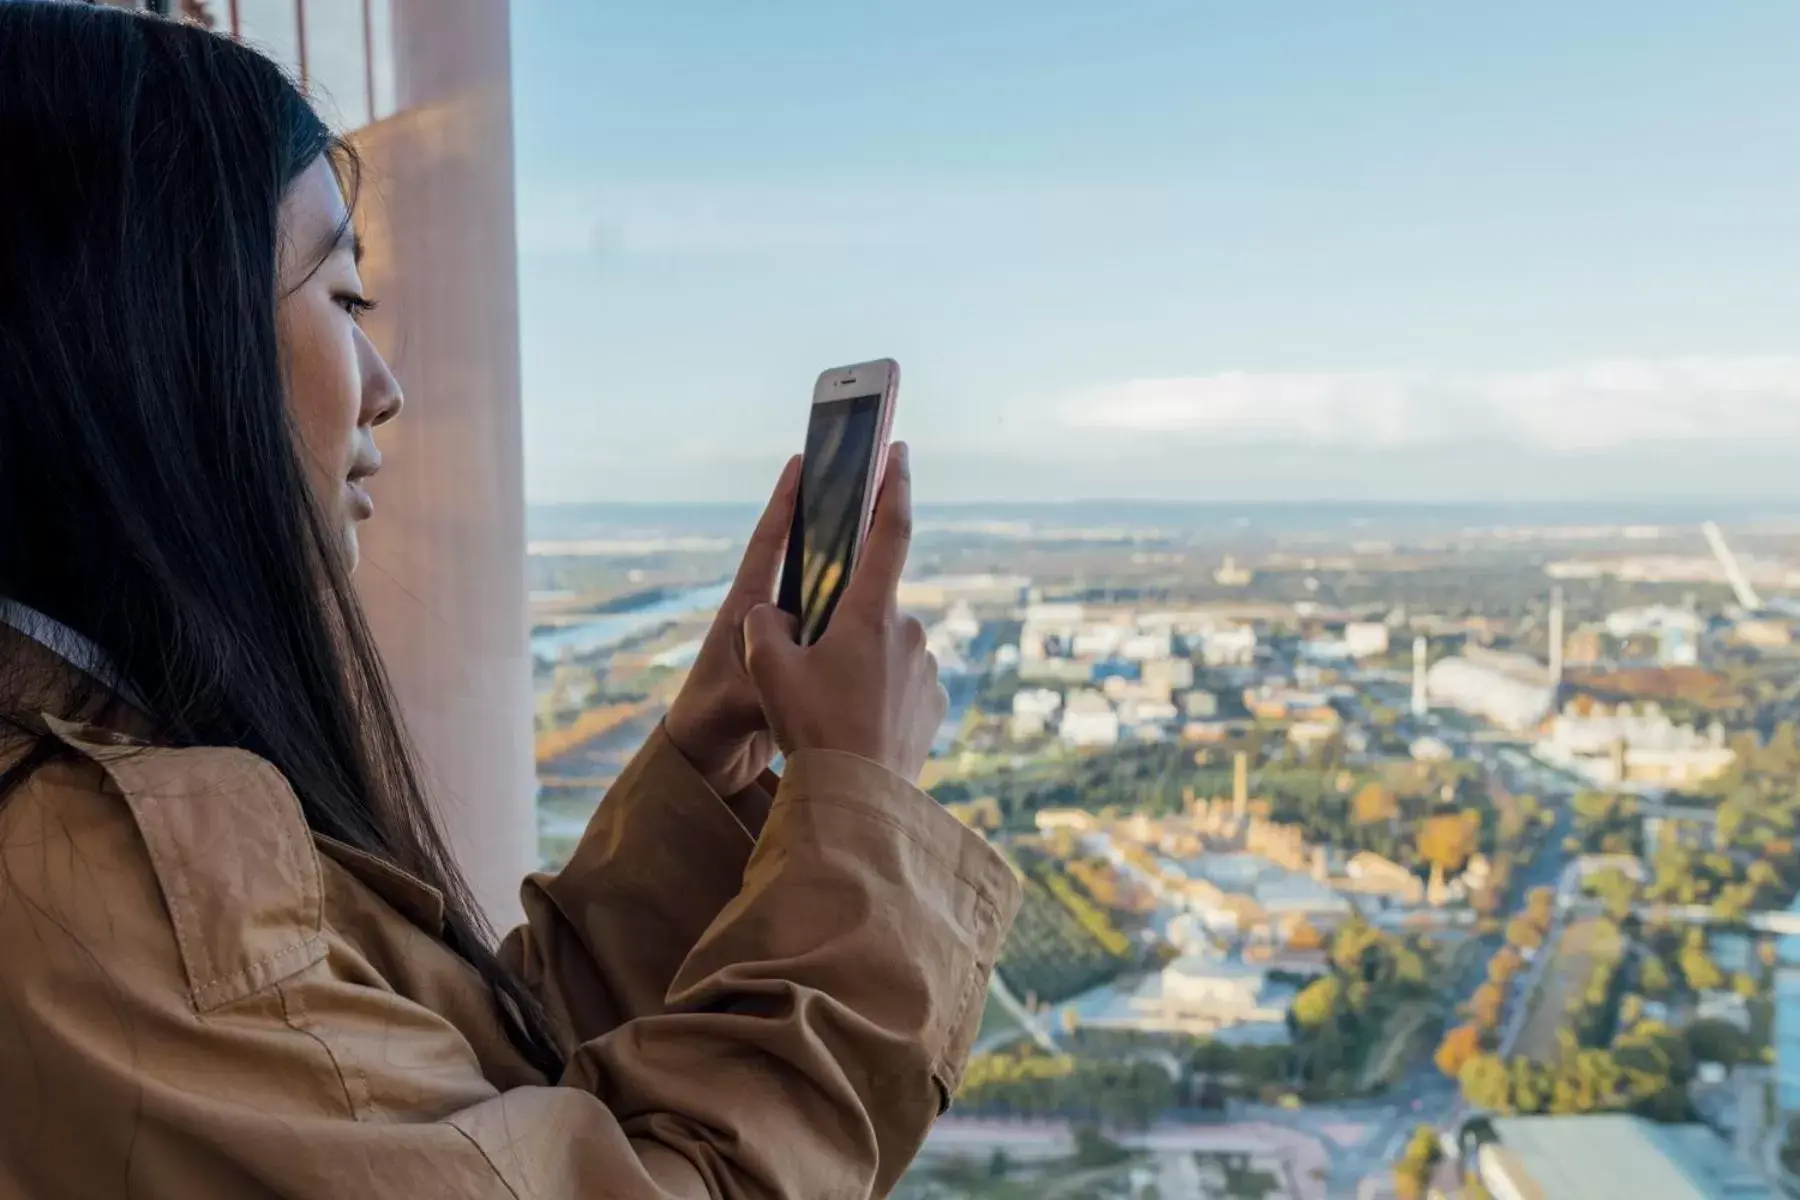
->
[1332,733,1579,1194]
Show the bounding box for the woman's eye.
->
[335,293,380,323]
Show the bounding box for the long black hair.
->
[0,3,565,1078]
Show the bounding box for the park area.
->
[1513,916,1621,1062]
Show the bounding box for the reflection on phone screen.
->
[780,393,882,643]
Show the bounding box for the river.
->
[530,582,729,663]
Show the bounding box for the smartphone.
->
[777,358,901,644]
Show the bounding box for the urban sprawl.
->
[528,511,1800,1199]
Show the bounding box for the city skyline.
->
[512,1,1800,505]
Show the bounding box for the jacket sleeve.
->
[500,722,772,1042]
[0,746,1020,1200]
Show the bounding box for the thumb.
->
[743,603,801,691]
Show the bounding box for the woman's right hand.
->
[743,443,946,783]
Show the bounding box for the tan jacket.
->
[0,654,1019,1198]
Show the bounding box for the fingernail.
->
[896,442,911,472]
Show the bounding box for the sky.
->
[510,1,1800,506]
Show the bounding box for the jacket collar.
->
[0,602,448,937]
[0,599,149,711]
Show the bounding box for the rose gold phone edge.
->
[811,357,901,563]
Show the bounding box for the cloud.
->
[1056,356,1800,452]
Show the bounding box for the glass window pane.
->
[299,0,370,131]
[366,0,397,121]
[233,0,301,80]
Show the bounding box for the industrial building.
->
[1456,1114,1770,1199]
[1533,702,1735,789]
[1426,647,1557,732]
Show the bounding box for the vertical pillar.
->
[1548,586,1565,688]
[350,0,532,926]
[1412,635,1430,718]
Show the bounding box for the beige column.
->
[351,0,534,926]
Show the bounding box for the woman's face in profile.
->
[275,158,403,572]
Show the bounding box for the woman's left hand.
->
[664,456,801,800]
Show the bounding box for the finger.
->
[728,456,801,605]
[842,441,911,618]
[743,603,802,692]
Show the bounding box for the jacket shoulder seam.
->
[275,979,367,1120]
[36,725,327,1013]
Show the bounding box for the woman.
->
[0,7,1017,1198]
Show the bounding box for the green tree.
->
[1639,955,1673,996]
[1292,976,1343,1030]
[1352,782,1400,826]
[1435,1024,1483,1080]
[1679,945,1726,993]
[1459,1053,1513,1113]
[1505,915,1546,952]
[1525,887,1556,925]
[1688,1018,1753,1066]
[1512,1057,1549,1114]
[1418,811,1480,874]
[1393,1124,1443,1200]
[1072,1124,1130,1168]
[1469,982,1505,1030]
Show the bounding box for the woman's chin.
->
[340,523,361,574]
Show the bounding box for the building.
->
[1534,702,1734,790]
[1776,897,1800,1114]
[1342,852,1426,905]
[1427,647,1557,732]
[1198,625,1257,667]
[1565,624,1605,667]
[1171,852,1353,936]
[1059,690,1121,747]
[896,573,1030,609]
[1118,696,1179,729]
[1120,631,1174,661]
[1607,605,1706,666]
[1035,809,1097,834]
[1286,718,1340,749]
[1181,690,1221,719]
[1072,623,1128,660]
[1018,657,1092,686]
[1154,955,1283,1022]
[1732,619,1793,650]
[1140,656,1196,700]
[1213,555,1253,586]
[1048,951,1294,1041]
[1243,686,1335,722]
[1458,1114,1771,1199]
[1010,688,1063,740]
[1018,601,1084,661]
[1410,735,1455,763]
[1344,621,1391,658]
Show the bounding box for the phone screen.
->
[779,393,884,643]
